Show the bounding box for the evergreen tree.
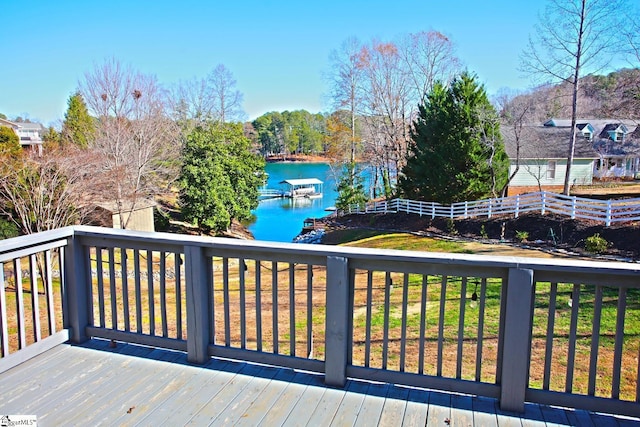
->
[0,126,21,158]
[61,92,94,148]
[399,73,509,204]
[335,161,368,211]
[179,123,265,233]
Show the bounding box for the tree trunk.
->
[563,0,586,196]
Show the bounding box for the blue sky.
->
[0,1,574,126]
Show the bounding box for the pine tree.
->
[61,92,94,148]
[399,73,509,204]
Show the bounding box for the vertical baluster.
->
[456,276,468,379]
[108,248,117,330]
[418,275,428,375]
[13,259,26,349]
[134,249,142,334]
[399,273,409,372]
[272,261,278,354]
[475,278,487,382]
[382,272,391,370]
[612,287,627,399]
[255,260,262,352]
[44,250,55,335]
[29,254,41,342]
[208,254,214,345]
[239,258,247,349]
[160,252,168,337]
[96,249,105,328]
[437,275,448,377]
[223,257,230,346]
[58,247,69,327]
[588,285,603,396]
[289,263,295,357]
[364,271,373,368]
[565,284,581,393]
[175,252,182,340]
[121,248,130,332]
[543,283,558,390]
[0,264,8,355]
[306,264,313,358]
[636,344,640,403]
[147,250,155,336]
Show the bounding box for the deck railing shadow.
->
[1,226,639,418]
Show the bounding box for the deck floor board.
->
[0,341,638,427]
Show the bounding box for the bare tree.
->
[398,30,461,112]
[168,76,216,125]
[495,88,538,195]
[327,37,364,164]
[169,64,245,126]
[208,64,245,124]
[79,58,179,229]
[521,0,629,195]
[358,41,412,195]
[0,149,90,235]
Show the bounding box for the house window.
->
[547,161,556,179]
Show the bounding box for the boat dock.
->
[258,178,323,199]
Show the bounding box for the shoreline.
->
[265,154,329,163]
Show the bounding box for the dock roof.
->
[280,178,323,186]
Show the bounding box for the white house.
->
[0,118,44,156]
[503,119,640,195]
[502,123,598,195]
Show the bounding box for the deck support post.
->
[325,256,350,387]
[499,267,534,413]
[185,245,212,364]
[66,235,91,343]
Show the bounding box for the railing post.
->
[464,201,468,219]
[515,195,520,218]
[65,235,91,343]
[431,202,436,219]
[325,256,350,387]
[500,267,534,413]
[488,199,492,219]
[606,200,612,226]
[571,196,577,219]
[185,245,212,364]
[541,192,547,216]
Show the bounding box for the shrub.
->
[154,207,171,232]
[515,230,529,242]
[585,233,609,254]
[446,218,458,235]
[480,225,488,239]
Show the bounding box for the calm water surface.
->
[248,163,338,242]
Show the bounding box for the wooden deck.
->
[0,340,638,426]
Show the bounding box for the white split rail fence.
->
[346,191,640,226]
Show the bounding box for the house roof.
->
[0,118,44,131]
[504,120,640,160]
[502,126,599,160]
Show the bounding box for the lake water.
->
[248,163,338,242]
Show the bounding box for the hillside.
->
[503,68,640,121]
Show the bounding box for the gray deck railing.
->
[348,192,640,225]
[1,226,639,417]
